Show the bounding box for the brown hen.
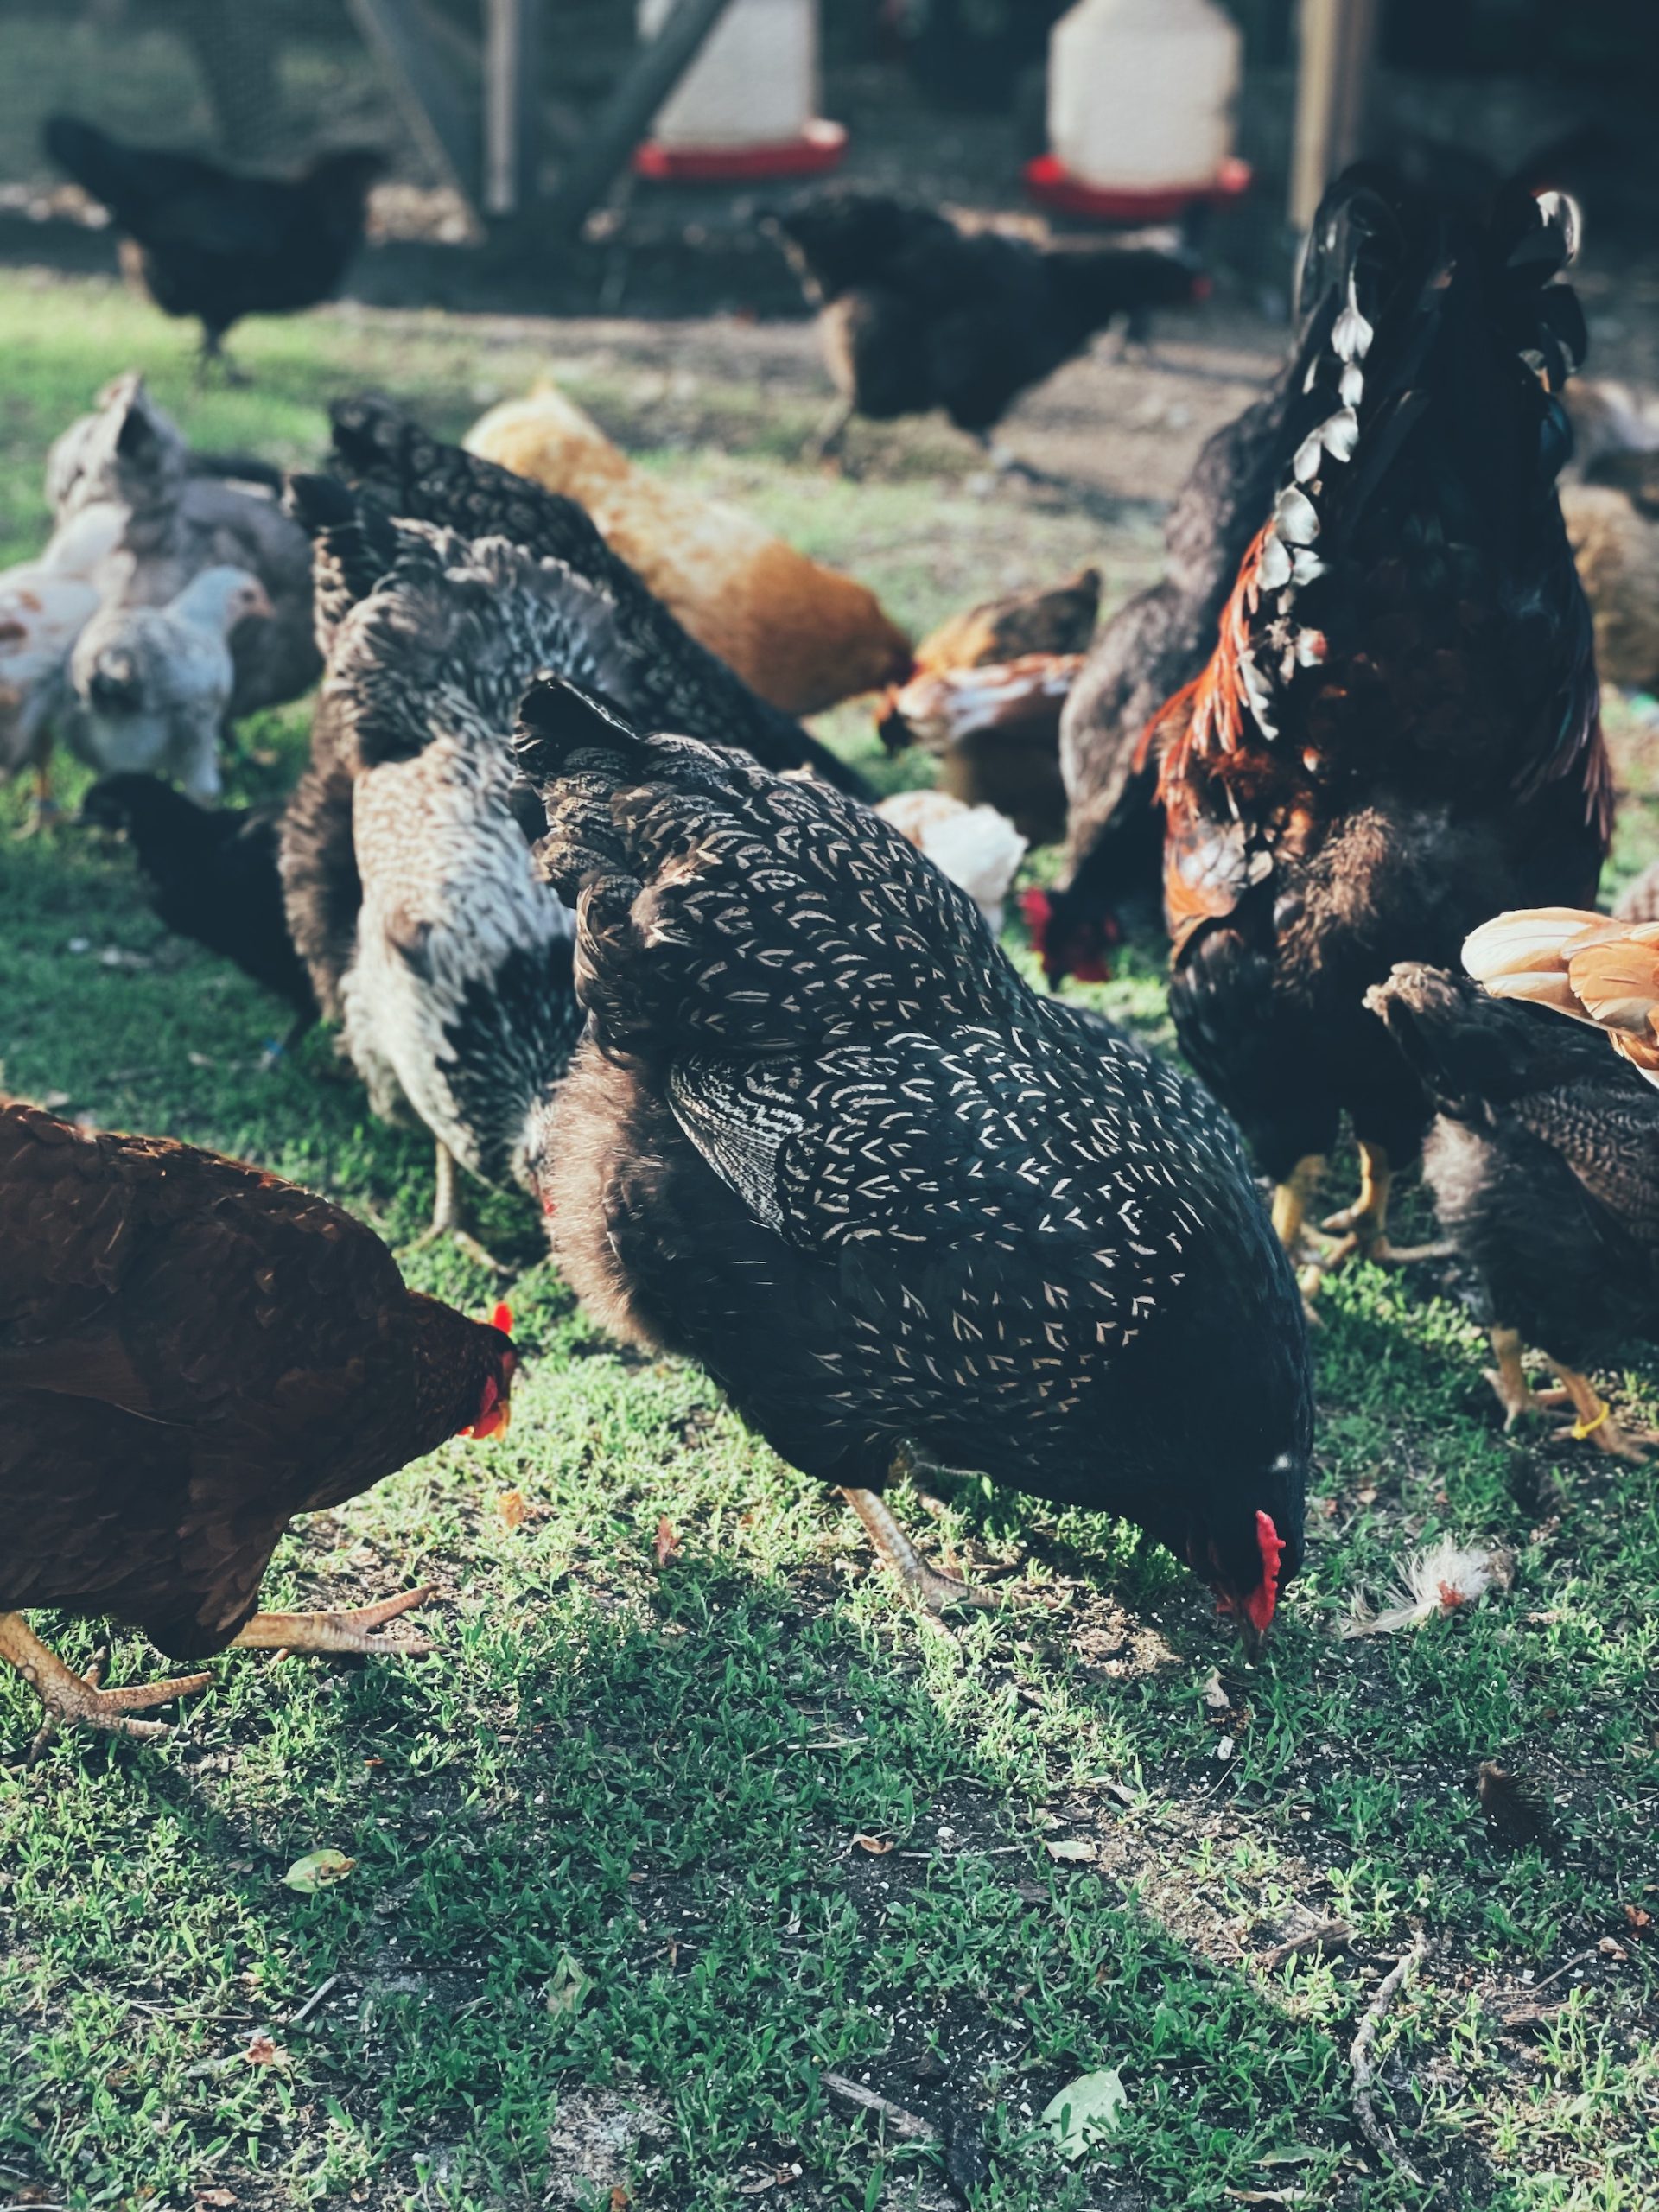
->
[0,1101,515,1741]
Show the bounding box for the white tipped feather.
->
[1257,532,1294,591]
[1339,361,1364,409]
[1339,1541,1514,1639]
[1291,548,1326,586]
[1462,908,1618,983]
[1294,432,1325,486]
[1274,486,1320,546]
[1332,277,1375,365]
[1319,406,1360,462]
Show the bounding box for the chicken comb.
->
[1246,1510,1285,1636]
[491,1301,513,1336]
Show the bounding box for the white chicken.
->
[66,565,270,804]
[0,501,129,814]
[874,788,1029,934]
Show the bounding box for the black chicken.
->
[1033,360,1304,979]
[80,774,317,1057]
[42,118,384,381]
[512,677,1310,1642]
[1150,168,1610,1276]
[1369,963,1659,1462]
[768,188,1207,463]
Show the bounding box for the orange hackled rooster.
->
[1149,166,1611,1276]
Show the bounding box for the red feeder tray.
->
[1023,153,1252,226]
[633,118,848,184]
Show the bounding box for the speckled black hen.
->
[1151,168,1611,1280]
[0,1100,515,1740]
[1369,964,1659,1461]
[513,679,1310,1642]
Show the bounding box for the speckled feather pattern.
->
[518,694,1310,1603]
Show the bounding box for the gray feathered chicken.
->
[46,372,318,717]
[512,677,1310,1637]
[293,513,616,1254]
[66,565,270,803]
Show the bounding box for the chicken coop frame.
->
[345,0,741,233]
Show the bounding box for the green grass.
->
[1,272,1656,2212]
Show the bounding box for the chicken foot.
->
[0,1611,209,1742]
[229,1585,437,1656]
[1482,1331,1656,1461]
[839,1486,995,1614]
[804,397,855,467]
[15,764,59,840]
[195,327,251,389]
[410,1142,507,1274]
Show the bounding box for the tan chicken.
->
[912,568,1100,677]
[876,652,1083,843]
[1463,908,1659,1089]
[465,382,912,715]
[1559,483,1659,696]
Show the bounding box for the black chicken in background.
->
[767,188,1209,467]
[42,118,385,382]
[1369,963,1659,1463]
[79,774,317,1059]
[513,677,1310,1643]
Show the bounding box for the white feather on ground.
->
[64,565,270,803]
[0,501,127,775]
[1338,1540,1515,1638]
[875,789,1028,933]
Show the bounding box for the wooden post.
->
[485,0,541,218]
[1290,0,1378,232]
[543,0,741,244]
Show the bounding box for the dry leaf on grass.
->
[1040,2067,1125,2158]
[496,1488,529,1531]
[546,1948,596,2018]
[243,2032,288,2068]
[654,1516,681,1568]
[850,1834,893,1854]
[1045,1839,1096,1864]
[1339,1540,1514,1637]
[281,1848,356,1893]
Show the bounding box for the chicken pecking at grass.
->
[42,118,384,384]
[512,677,1310,1641]
[1147,168,1610,1284]
[1368,963,1659,1461]
[0,1099,515,1744]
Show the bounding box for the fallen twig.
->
[1351,1932,1432,2187]
[821,2071,938,2142]
[1523,1946,1599,1999]
[288,1973,341,2028]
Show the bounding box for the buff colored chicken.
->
[464,382,912,715]
[1463,908,1659,1089]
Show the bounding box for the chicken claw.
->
[229,1585,438,1656]
[839,1487,996,1615]
[1483,1328,1567,1428]
[0,1611,209,1745]
[1543,1364,1657,1464]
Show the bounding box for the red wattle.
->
[1245,1509,1285,1634]
[492,1301,513,1335]
[1019,886,1052,955]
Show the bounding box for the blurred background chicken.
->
[1147,169,1610,1280]
[878,652,1081,843]
[0,499,126,827]
[45,372,319,717]
[466,382,912,715]
[1369,963,1659,1461]
[513,677,1309,1636]
[43,118,384,381]
[874,788,1027,933]
[911,567,1100,676]
[768,187,1209,469]
[79,774,317,1057]
[66,566,270,803]
[0,1098,515,1740]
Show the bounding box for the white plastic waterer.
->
[638,0,823,154]
[1047,0,1243,197]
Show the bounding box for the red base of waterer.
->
[1023,153,1252,225]
[633,118,848,183]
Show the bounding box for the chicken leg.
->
[16,764,59,840]
[228,1585,437,1655]
[1483,1326,1567,1427]
[411,1142,506,1274]
[195,326,251,389]
[839,1486,995,1614]
[0,1611,209,1742]
[1315,1142,1453,1269]
[1540,1359,1659,1465]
